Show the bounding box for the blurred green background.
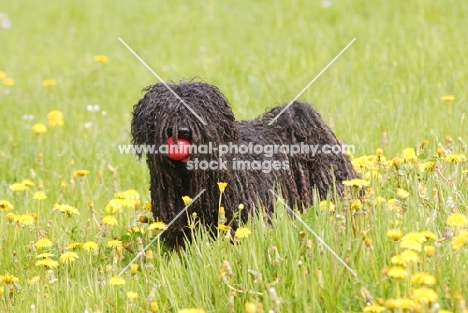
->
[1,0,466,185]
[0,1,467,312]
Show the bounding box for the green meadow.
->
[0,0,467,312]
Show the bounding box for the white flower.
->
[0,13,11,29]
[86,104,100,112]
[321,0,332,8]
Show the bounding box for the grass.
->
[0,0,467,312]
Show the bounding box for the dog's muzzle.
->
[167,127,191,162]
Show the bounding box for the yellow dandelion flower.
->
[319,200,336,212]
[363,170,382,181]
[0,71,5,79]
[218,224,228,231]
[35,238,53,249]
[149,301,159,312]
[53,203,80,216]
[424,245,435,257]
[66,242,81,250]
[127,226,143,235]
[396,188,410,199]
[31,122,47,134]
[419,231,437,241]
[32,191,47,200]
[387,229,403,241]
[402,148,417,162]
[127,291,138,299]
[143,201,152,211]
[0,200,14,211]
[107,199,125,212]
[385,298,417,310]
[446,213,468,227]
[28,276,40,285]
[3,78,14,86]
[399,250,420,263]
[6,212,14,222]
[146,249,154,261]
[10,182,28,191]
[374,148,383,157]
[411,287,438,304]
[148,221,167,231]
[400,239,422,251]
[436,147,444,158]
[351,155,373,171]
[451,230,468,250]
[130,264,139,275]
[60,252,79,264]
[374,196,387,204]
[107,240,123,249]
[445,154,466,164]
[21,179,34,187]
[35,253,55,259]
[73,170,90,177]
[401,232,427,243]
[12,213,36,226]
[178,309,205,313]
[362,304,386,313]
[419,161,436,172]
[82,241,99,252]
[125,189,141,199]
[94,55,109,63]
[35,259,59,269]
[122,198,137,209]
[182,196,193,206]
[342,179,369,188]
[114,191,126,199]
[411,272,436,285]
[0,274,19,284]
[115,189,141,200]
[235,227,252,239]
[390,255,408,266]
[351,199,362,210]
[102,215,118,226]
[42,79,57,87]
[108,276,126,285]
[244,302,257,313]
[387,266,408,279]
[390,157,404,167]
[440,95,455,101]
[217,182,228,193]
[47,110,64,127]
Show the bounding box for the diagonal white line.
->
[118,189,206,276]
[269,189,357,277]
[118,37,207,126]
[268,38,356,125]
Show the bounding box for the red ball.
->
[167,137,191,161]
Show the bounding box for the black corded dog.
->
[131,81,357,246]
